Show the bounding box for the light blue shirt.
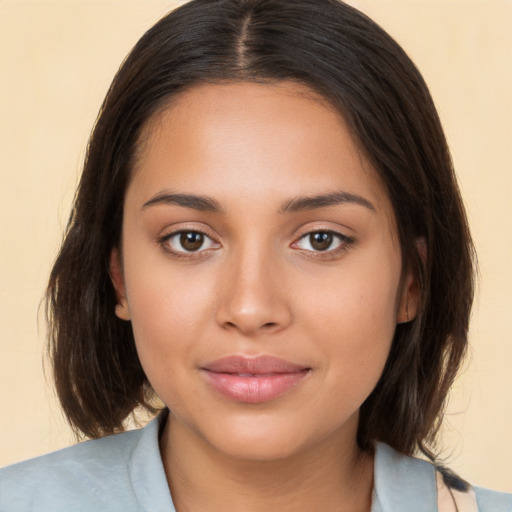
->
[1,414,511,511]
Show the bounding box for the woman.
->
[1,1,510,510]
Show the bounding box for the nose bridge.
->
[216,236,291,335]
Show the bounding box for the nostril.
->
[222,320,278,333]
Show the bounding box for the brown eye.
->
[309,232,333,251]
[293,230,351,255]
[162,230,218,255]
[180,231,204,251]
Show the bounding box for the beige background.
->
[1,0,510,492]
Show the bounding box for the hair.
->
[47,0,475,458]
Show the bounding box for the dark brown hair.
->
[47,0,475,458]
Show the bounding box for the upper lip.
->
[202,355,308,374]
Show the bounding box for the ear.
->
[109,248,131,321]
[396,238,425,324]
[396,270,419,324]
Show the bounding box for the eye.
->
[162,230,219,254]
[293,230,351,253]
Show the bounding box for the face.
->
[111,82,418,461]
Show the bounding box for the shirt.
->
[1,414,511,511]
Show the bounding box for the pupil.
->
[310,232,332,251]
[180,232,204,251]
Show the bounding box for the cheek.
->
[298,247,401,378]
[122,256,216,382]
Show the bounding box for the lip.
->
[201,355,311,404]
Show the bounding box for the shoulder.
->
[373,442,512,512]
[0,415,173,512]
[474,486,512,512]
[0,429,141,512]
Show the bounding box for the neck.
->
[159,413,374,512]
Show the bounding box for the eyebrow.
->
[279,191,376,214]
[142,192,223,213]
[142,190,375,214]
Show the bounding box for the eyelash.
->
[158,229,354,260]
[292,230,354,259]
[158,229,220,260]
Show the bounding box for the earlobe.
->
[114,303,131,321]
[109,249,131,321]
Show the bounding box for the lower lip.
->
[202,370,309,404]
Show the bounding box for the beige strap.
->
[436,471,479,512]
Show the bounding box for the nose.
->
[215,245,292,337]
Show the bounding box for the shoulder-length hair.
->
[47,0,475,458]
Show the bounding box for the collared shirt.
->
[1,414,511,512]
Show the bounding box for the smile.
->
[201,355,311,404]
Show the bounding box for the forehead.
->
[129,81,394,222]
[137,81,343,166]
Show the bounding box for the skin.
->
[110,82,419,512]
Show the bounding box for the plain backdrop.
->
[1,0,511,492]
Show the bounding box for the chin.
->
[213,432,308,463]
[173,409,308,462]
[196,412,344,463]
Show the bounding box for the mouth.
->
[201,355,311,404]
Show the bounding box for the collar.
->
[128,413,437,512]
[128,412,176,512]
[372,442,437,512]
